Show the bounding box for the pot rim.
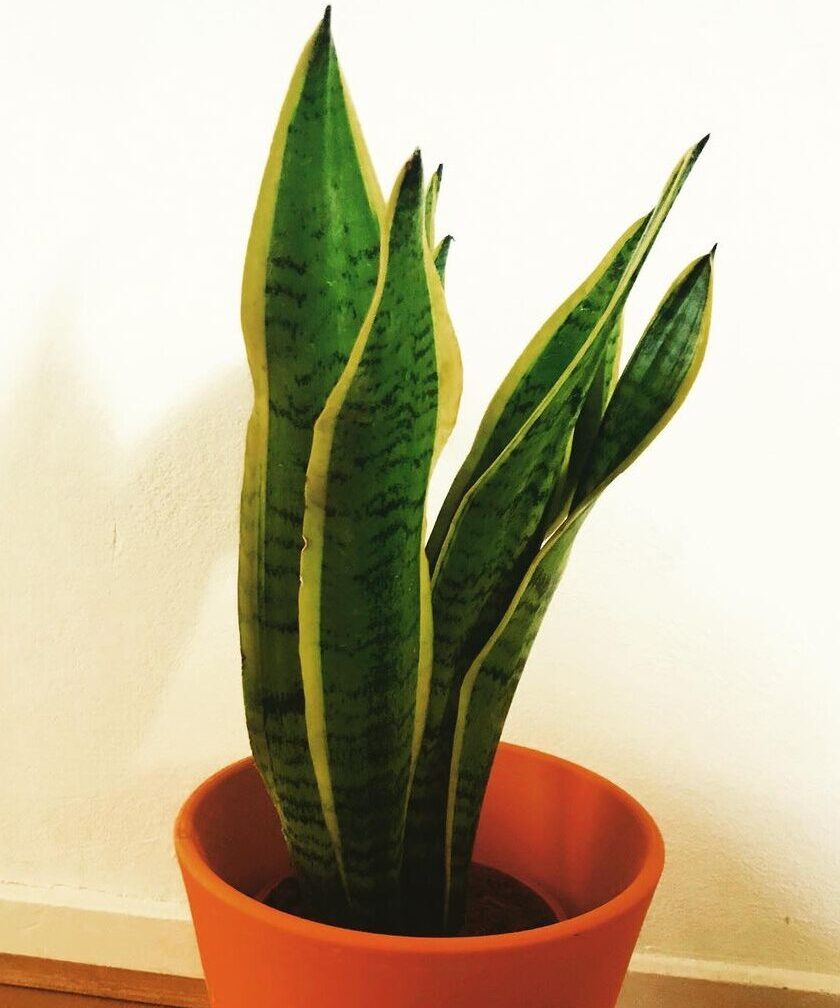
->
[175,742,664,954]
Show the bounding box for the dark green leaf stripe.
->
[238,8,384,920]
[299,152,447,933]
[443,248,714,928]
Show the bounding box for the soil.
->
[263,863,563,936]
[460,863,563,936]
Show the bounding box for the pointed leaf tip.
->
[396,149,424,206]
[697,133,710,151]
[315,6,332,45]
[710,242,718,258]
[313,5,332,51]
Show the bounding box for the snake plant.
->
[239,9,714,937]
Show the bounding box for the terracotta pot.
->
[175,743,663,1008]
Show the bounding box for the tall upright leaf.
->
[298,152,457,932]
[405,139,708,931]
[238,9,384,917]
[442,249,714,929]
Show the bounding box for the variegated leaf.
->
[298,152,457,932]
[238,7,384,918]
[443,248,714,929]
[406,138,709,931]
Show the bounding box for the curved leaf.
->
[427,135,709,572]
[425,213,648,570]
[443,248,714,928]
[406,139,709,932]
[572,249,715,506]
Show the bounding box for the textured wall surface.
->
[1,0,838,982]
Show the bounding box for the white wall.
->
[1,0,838,988]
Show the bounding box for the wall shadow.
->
[0,312,252,900]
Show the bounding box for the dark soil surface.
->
[264,863,563,936]
[460,863,562,935]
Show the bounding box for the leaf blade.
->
[406,140,709,932]
[573,249,715,507]
[238,10,384,917]
[404,290,610,931]
[434,234,454,283]
[443,248,715,928]
[443,508,587,927]
[427,134,709,571]
[425,213,648,570]
[299,152,450,931]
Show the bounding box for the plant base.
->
[264,863,563,937]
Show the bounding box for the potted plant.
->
[175,9,714,1007]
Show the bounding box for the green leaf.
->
[298,152,456,932]
[443,507,588,929]
[423,163,455,283]
[573,249,715,507]
[403,315,608,933]
[424,213,647,572]
[406,139,709,932]
[434,234,454,283]
[238,8,384,918]
[543,312,623,527]
[425,169,462,457]
[443,247,714,929]
[424,162,443,247]
[427,135,709,572]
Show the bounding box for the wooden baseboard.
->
[1,952,838,1008]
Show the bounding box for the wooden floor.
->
[618,973,839,1008]
[0,987,149,1007]
[1,954,837,1008]
[0,955,207,1008]
[4,980,840,1007]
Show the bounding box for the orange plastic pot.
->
[175,743,663,1008]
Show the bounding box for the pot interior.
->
[187,745,657,924]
